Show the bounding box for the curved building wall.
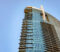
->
[32,8,45,52]
[47,13,60,40]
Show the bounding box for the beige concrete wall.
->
[47,13,60,41]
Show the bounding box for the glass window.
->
[40,13,43,16]
[27,25,32,26]
[26,44,33,47]
[26,33,32,35]
[45,14,49,22]
[27,27,32,29]
[26,36,33,39]
[27,30,32,32]
[26,40,33,43]
[26,49,33,52]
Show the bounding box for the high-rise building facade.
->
[19,6,60,52]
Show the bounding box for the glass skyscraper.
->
[19,6,60,52]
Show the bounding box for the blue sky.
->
[0,0,60,52]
